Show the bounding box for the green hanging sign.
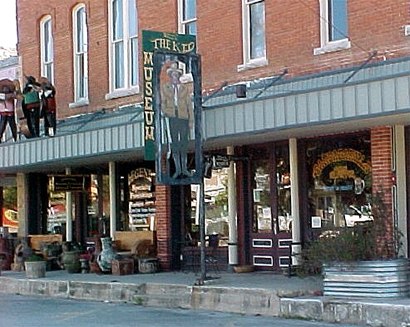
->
[142,30,196,161]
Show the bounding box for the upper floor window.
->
[314,0,350,55]
[72,4,89,105]
[107,0,138,98]
[40,16,54,83]
[238,0,267,71]
[178,0,197,35]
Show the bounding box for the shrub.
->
[298,191,402,275]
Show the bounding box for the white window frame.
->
[178,0,197,35]
[106,0,139,100]
[70,4,89,108]
[177,0,197,82]
[238,0,267,72]
[40,15,54,83]
[314,0,351,55]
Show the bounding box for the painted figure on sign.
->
[161,61,193,179]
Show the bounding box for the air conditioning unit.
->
[404,25,410,36]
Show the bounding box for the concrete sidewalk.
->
[0,269,410,327]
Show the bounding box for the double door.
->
[246,144,292,271]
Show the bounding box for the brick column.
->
[155,184,172,271]
[16,173,29,238]
[370,126,395,258]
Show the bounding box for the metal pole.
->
[197,178,206,285]
[289,138,301,265]
[227,146,238,270]
[109,161,117,239]
[65,168,73,242]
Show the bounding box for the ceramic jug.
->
[97,237,117,272]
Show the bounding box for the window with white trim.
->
[238,0,267,71]
[72,4,88,104]
[314,0,350,55]
[108,0,138,97]
[178,0,197,35]
[40,16,54,83]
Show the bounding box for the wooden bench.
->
[29,234,63,252]
[114,231,156,255]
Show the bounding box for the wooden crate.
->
[111,258,134,275]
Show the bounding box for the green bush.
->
[298,191,402,276]
[298,223,376,275]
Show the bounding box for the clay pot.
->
[25,261,46,278]
[62,251,81,273]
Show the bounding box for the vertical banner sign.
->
[142,31,196,161]
[153,51,202,185]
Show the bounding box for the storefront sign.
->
[153,51,203,185]
[51,175,85,192]
[142,30,196,161]
[313,148,371,179]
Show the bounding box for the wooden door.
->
[247,144,292,271]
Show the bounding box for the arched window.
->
[40,16,54,82]
[72,4,89,105]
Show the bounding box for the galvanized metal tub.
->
[323,259,409,298]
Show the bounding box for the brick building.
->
[1,0,410,271]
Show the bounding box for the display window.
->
[304,133,372,231]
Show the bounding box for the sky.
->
[0,0,17,48]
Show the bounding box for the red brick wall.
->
[370,126,395,258]
[17,0,410,117]
[17,0,141,120]
[154,184,172,271]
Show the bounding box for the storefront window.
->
[48,191,66,234]
[189,168,229,243]
[87,175,99,235]
[87,174,111,236]
[2,186,18,234]
[276,145,292,233]
[252,152,271,233]
[305,134,372,231]
[204,168,229,238]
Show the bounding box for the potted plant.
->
[24,254,46,278]
[300,191,408,298]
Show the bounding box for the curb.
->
[0,277,281,316]
[281,297,410,327]
[1,276,410,326]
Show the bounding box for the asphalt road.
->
[0,294,359,327]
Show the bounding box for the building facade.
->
[1,0,410,271]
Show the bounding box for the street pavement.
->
[0,269,410,327]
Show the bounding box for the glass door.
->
[249,143,292,271]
